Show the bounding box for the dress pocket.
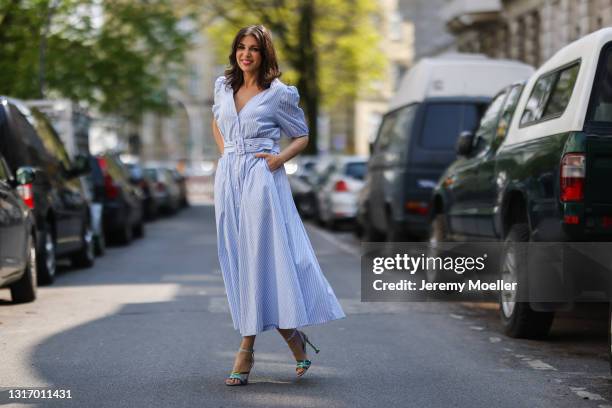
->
[257,150,278,172]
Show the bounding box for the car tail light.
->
[334,180,349,192]
[104,174,119,199]
[564,215,579,225]
[97,157,119,199]
[97,157,107,171]
[17,183,34,209]
[560,153,585,202]
[405,201,429,216]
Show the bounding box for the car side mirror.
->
[456,131,475,157]
[68,154,91,177]
[16,166,36,185]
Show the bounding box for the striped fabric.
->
[212,75,346,336]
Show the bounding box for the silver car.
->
[315,156,367,229]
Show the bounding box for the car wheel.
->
[37,223,56,285]
[10,231,37,303]
[499,223,554,339]
[425,213,451,285]
[315,202,327,226]
[353,221,364,238]
[116,220,133,245]
[133,219,145,238]
[363,213,384,242]
[326,218,339,231]
[71,221,95,268]
[94,227,106,257]
[297,197,314,219]
[386,223,406,243]
[608,302,612,374]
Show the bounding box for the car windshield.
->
[419,102,484,150]
[127,163,143,179]
[144,168,158,180]
[344,162,366,180]
[586,44,612,129]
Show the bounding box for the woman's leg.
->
[226,335,256,385]
[277,328,307,361]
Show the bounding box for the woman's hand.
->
[254,152,284,171]
[255,136,309,171]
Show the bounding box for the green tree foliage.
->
[0,0,190,119]
[202,0,386,154]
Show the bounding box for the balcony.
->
[441,0,502,32]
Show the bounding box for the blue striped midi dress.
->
[212,75,346,336]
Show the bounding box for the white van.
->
[390,53,535,109]
[359,54,534,241]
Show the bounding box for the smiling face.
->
[236,35,262,75]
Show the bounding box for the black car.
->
[358,97,490,242]
[144,166,181,214]
[125,162,159,220]
[0,98,94,285]
[0,156,37,303]
[95,153,145,244]
[170,168,189,208]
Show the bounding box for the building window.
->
[529,10,541,67]
[393,64,407,90]
[389,12,402,41]
[517,17,526,62]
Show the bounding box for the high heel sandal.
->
[225,348,254,386]
[286,329,320,377]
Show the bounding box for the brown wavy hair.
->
[224,25,281,93]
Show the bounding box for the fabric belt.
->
[224,137,278,155]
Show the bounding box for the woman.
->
[211,25,346,386]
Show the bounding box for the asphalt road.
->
[1,204,611,408]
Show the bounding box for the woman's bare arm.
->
[212,119,224,155]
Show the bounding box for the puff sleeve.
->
[212,76,225,122]
[276,85,309,138]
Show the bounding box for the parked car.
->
[315,156,367,229]
[358,55,534,241]
[430,28,612,339]
[288,173,318,219]
[0,157,38,303]
[96,153,145,244]
[124,162,160,220]
[0,98,94,284]
[185,160,216,177]
[287,156,324,219]
[170,168,189,208]
[144,166,181,214]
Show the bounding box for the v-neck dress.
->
[212,75,346,336]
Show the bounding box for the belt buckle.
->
[235,138,246,155]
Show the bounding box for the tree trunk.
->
[295,0,318,155]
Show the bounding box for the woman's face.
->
[236,35,262,75]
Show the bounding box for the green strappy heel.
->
[225,348,254,386]
[287,329,320,377]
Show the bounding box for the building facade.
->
[326,0,414,156]
[444,0,612,68]
[399,0,457,58]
